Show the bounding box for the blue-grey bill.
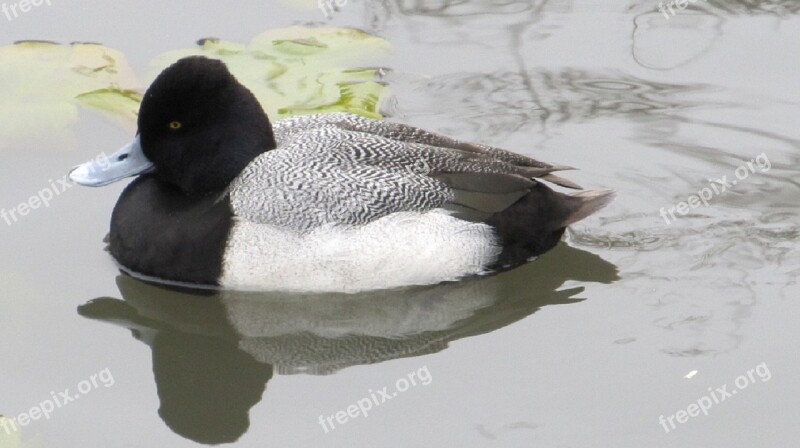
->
[69,136,154,187]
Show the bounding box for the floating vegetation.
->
[0,28,392,151]
[0,41,141,151]
[150,27,391,119]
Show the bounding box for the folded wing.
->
[233,116,600,231]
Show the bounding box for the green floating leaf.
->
[75,88,141,130]
[0,417,19,447]
[0,28,391,151]
[0,41,141,151]
[149,27,392,119]
[0,416,40,448]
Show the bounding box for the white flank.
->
[220,210,500,293]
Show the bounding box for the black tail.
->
[486,183,615,268]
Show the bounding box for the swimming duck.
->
[69,56,614,293]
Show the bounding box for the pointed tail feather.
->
[540,173,583,190]
[561,189,616,226]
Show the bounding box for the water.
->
[1,1,798,447]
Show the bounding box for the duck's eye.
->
[169,121,182,130]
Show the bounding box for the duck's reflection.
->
[78,243,618,445]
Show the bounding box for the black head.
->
[137,56,276,194]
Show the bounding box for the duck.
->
[69,56,614,293]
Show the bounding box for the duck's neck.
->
[189,89,278,193]
[110,175,234,286]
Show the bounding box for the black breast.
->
[109,175,233,286]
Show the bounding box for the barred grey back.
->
[230,113,568,231]
[272,113,558,170]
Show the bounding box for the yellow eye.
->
[169,121,182,130]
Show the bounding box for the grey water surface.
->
[0,1,798,447]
